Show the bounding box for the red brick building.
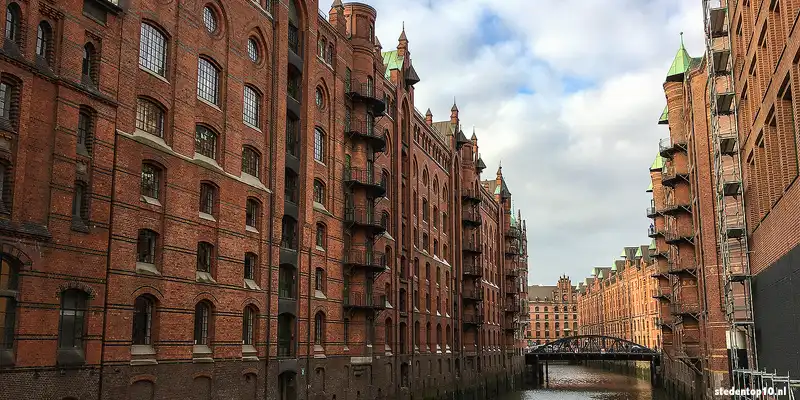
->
[0,0,529,399]
[525,276,578,346]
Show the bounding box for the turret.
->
[425,108,432,126]
[397,22,408,57]
[329,0,346,35]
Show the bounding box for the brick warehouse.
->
[0,0,531,399]
[575,247,660,351]
[525,276,579,346]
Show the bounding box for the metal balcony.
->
[708,6,727,38]
[505,241,520,255]
[648,225,665,238]
[651,286,671,301]
[461,209,482,226]
[344,167,387,198]
[505,267,519,278]
[661,198,692,215]
[346,120,386,152]
[462,261,483,277]
[655,317,673,329]
[504,303,521,314]
[670,302,701,318]
[462,240,482,254]
[344,207,387,236]
[718,132,737,155]
[346,80,386,115]
[661,164,688,187]
[646,204,660,218]
[505,226,520,238]
[651,262,670,277]
[462,288,484,302]
[665,230,694,245]
[668,262,698,275]
[659,137,687,158]
[503,320,517,332]
[462,313,484,327]
[343,249,387,273]
[343,293,387,311]
[461,188,482,203]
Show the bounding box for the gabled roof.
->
[527,285,558,302]
[658,105,669,124]
[624,246,638,260]
[382,50,403,80]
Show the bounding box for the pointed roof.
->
[332,0,343,7]
[476,156,487,171]
[647,181,653,192]
[398,22,407,41]
[666,32,691,81]
[425,108,432,116]
[455,128,469,147]
[650,153,664,171]
[471,127,477,140]
[658,105,669,124]
[451,100,458,112]
[635,247,643,258]
[649,239,656,250]
[405,64,420,85]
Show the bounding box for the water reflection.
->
[505,364,669,400]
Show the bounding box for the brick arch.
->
[0,242,32,268]
[240,297,264,311]
[195,109,224,136]
[56,282,97,299]
[199,0,230,41]
[129,374,157,384]
[245,25,270,64]
[141,150,171,172]
[130,285,165,303]
[192,291,219,305]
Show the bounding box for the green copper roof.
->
[382,50,404,80]
[610,261,617,271]
[666,33,692,80]
[650,153,664,171]
[635,247,643,258]
[620,249,627,258]
[649,239,656,250]
[658,105,669,124]
[647,181,653,192]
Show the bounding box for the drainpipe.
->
[264,7,279,400]
[306,244,312,400]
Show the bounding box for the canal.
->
[505,364,670,400]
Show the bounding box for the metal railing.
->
[344,167,386,189]
[462,188,482,202]
[343,249,387,269]
[462,209,482,224]
[344,207,386,228]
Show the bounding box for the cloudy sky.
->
[322,0,706,285]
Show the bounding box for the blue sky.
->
[320,0,706,286]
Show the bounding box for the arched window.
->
[132,295,155,345]
[242,306,256,345]
[381,211,390,231]
[313,179,325,205]
[243,85,261,128]
[317,37,326,59]
[136,98,165,137]
[281,216,298,250]
[315,223,326,249]
[197,57,220,105]
[314,312,325,345]
[58,289,89,353]
[35,21,52,63]
[382,170,390,198]
[314,128,325,163]
[139,22,167,76]
[196,242,214,273]
[314,267,325,292]
[202,6,217,34]
[241,146,260,178]
[199,182,216,215]
[71,181,89,226]
[193,301,212,345]
[327,43,334,64]
[247,37,260,63]
[0,255,20,354]
[244,252,257,281]
[278,264,296,299]
[5,4,21,45]
[195,125,218,160]
[245,198,260,229]
[82,43,97,86]
[140,162,162,200]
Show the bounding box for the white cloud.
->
[322,0,706,284]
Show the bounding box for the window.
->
[195,125,218,160]
[193,301,211,345]
[315,87,324,109]
[244,252,257,280]
[287,66,301,101]
[241,146,260,178]
[315,267,325,292]
[314,128,325,162]
[314,312,325,345]
[315,223,326,248]
[137,229,158,264]
[0,161,12,214]
[286,114,299,157]
[76,110,93,155]
[58,289,88,351]
[279,265,296,298]
[202,6,217,34]
[381,212,390,231]
[0,256,19,353]
[82,43,97,86]
[326,43,334,64]
[35,21,52,62]
[245,198,259,229]
[242,306,256,345]
[132,296,154,345]
[72,181,89,225]
[136,98,164,137]
[197,57,220,105]
[284,169,298,203]
[139,23,167,76]
[0,81,13,123]
[317,37,326,59]
[140,163,161,200]
[199,182,215,215]
[243,85,260,128]
[313,179,325,204]
[382,171,390,198]
[196,242,213,273]
[247,38,259,63]
[5,4,20,45]
[281,216,297,250]
[422,199,428,221]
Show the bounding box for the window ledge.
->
[56,348,86,366]
[314,159,326,168]
[240,172,268,191]
[193,153,223,171]
[129,128,171,150]
[198,212,216,222]
[196,271,216,284]
[71,219,90,233]
[139,66,169,83]
[315,245,325,252]
[136,262,161,276]
[313,344,326,359]
[384,345,392,356]
[244,278,261,290]
[242,344,258,361]
[245,225,259,233]
[243,121,262,132]
[197,96,222,111]
[141,195,162,207]
[312,202,332,216]
[314,290,326,299]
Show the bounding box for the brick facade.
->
[525,277,579,346]
[0,0,529,399]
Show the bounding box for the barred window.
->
[0,82,11,122]
[139,23,167,76]
[314,128,325,163]
[199,182,215,215]
[242,306,256,345]
[72,181,89,224]
[137,229,158,264]
[0,256,19,351]
[197,57,219,105]
[195,125,217,160]
[5,4,20,44]
[244,252,257,280]
[82,43,97,86]
[132,296,154,345]
[243,85,260,128]
[315,87,324,109]
[247,38,259,63]
[315,223,325,248]
[76,110,93,155]
[196,242,213,273]
[0,161,11,213]
[315,267,324,291]
[241,146,260,178]
[313,179,325,205]
[246,198,259,228]
[140,163,161,200]
[314,312,325,345]
[193,301,211,345]
[58,289,88,350]
[136,98,164,137]
[202,6,217,34]
[36,21,52,61]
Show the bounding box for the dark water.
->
[503,364,670,400]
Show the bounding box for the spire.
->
[471,126,477,140]
[451,98,458,112]
[497,162,503,177]
[425,108,432,125]
[331,0,343,8]
[399,21,407,41]
[666,32,692,81]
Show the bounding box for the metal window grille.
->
[137,230,157,264]
[36,22,49,58]
[246,199,258,228]
[243,86,260,127]
[202,7,216,33]
[247,38,258,62]
[241,147,260,177]
[5,6,19,42]
[194,303,209,345]
[0,82,8,120]
[77,111,92,154]
[286,117,299,157]
[243,307,254,345]
[287,70,301,101]
[139,23,167,76]
[136,98,164,137]
[313,180,324,204]
[195,126,217,159]
[281,218,297,250]
[244,253,256,280]
[314,313,324,344]
[132,296,152,345]
[315,268,323,290]
[140,163,160,199]
[315,225,325,247]
[197,58,219,105]
[58,290,87,349]
[288,24,299,54]
[279,266,295,298]
[199,184,214,215]
[284,170,297,203]
[196,242,212,273]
